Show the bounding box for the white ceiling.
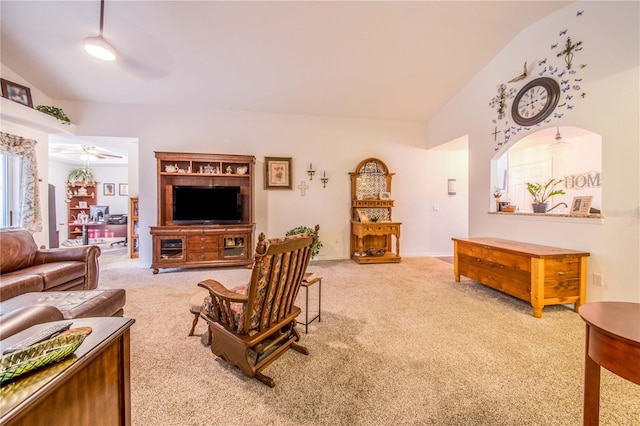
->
[1,1,570,125]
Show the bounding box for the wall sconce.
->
[447,178,457,195]
[320,171,329,188]
[307,163,316,180]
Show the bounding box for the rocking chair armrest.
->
[198,279,248,303]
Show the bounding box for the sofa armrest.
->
[33,245,101,290]
[0,305,64,340]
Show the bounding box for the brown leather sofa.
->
[0,228,101,301]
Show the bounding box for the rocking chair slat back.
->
[250,235,314,333]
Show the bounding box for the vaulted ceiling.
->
[1,1,569,123]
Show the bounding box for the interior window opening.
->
[493,126,602,215]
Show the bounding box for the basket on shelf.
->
[367,248,386,257]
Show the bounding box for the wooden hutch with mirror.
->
[349,158,401,264]
[150,152,255,273]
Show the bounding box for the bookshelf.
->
[129,197,139,258]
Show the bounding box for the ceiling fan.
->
[83,0,171,80]
[84,0,117,61]
[51,144,124,161]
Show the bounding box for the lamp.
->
[320,171,329,188]
[84,0,117,61]
[547,127,572,151]
[307,163,316,180]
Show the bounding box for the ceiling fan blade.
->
[52,149,80,154]
[119,54,171,81]
[95,152,123,159]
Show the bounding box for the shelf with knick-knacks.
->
[349,158,402,264]
[159,159,251,176]
[66,183,97,239]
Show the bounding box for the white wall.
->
[426,137,469,254]
[1,70,468,265]
[48,101,469,266]
[427,2,640,302]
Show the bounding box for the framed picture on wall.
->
[119,183,129,196]
[104,183,115,196]
[264,157,292,189]
[1,78,33,108]
[570,196,593,216]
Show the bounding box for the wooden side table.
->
[297,273,322,333]
[579,302,640,425]
[0,317,135,426]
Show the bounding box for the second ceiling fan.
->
[52,144,124,161]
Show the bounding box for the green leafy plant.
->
[285,225,322,258]
[36,105,71,125]
[525,178,566,204]
[67,167,96,186]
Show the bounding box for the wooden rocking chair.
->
[198,225,319,387]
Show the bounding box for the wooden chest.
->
[452,237,589,318]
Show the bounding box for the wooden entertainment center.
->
[150,152,255,274]
[452,237,590,318]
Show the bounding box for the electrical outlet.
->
[593,273,604,287]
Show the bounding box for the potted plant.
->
[285,225,323,258]
[67,167,96,186]
[525,178,566,213]
[36,105,71,125]
[65,167,96,203]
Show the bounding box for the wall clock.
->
[511,77,560,126]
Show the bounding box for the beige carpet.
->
[99,251,639,425]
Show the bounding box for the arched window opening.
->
[494,126,602,215]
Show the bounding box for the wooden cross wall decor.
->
[297,181,309,196]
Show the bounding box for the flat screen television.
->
[172,185,242,224]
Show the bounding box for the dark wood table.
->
[73,221,127,245]
[0,317,135,426]
[579,302,640,425]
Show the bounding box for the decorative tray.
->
[0,333,88,384]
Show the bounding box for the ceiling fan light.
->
[80,153,98,162]
[84,36,117,61]
[547,127,572,151]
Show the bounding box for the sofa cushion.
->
[0,229,37,274]
[0,273,44,301]
[24,262,87,291]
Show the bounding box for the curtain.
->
[0,132,42,232]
